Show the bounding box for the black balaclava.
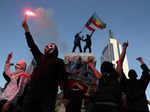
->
[44,43,58,58]
[128,69,137,80]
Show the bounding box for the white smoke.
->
[30,8,68,55]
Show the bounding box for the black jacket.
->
[25,32,68,99]
[121,64,150,111]
[94,71,122,107]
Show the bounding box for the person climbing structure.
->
[72,32,83,53]
[82,30,95,53]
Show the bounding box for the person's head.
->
[15,60,27,71]
[44,43,58,57]
[101,61,114,74]
[76,33,79,37]
[75,32,80,37]
[128,69,137,80]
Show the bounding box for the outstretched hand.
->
[8,52,13,59]
[22,21,29,32]
[123,40,128,48]
[136,57,143,62]
[6,52,13,63]
[136,57,144,65]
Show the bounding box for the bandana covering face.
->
[15,60,27,71]
[44,43,56,54]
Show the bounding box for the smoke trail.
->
[30,8,68,55]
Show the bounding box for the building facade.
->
[101,30,129,78]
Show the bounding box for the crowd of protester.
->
[0,20,149,112]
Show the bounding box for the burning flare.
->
[25,10,36,16]
[24,10,36,22]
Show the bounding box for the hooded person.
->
[121,57,150,112]
[21,21,69,112]
[0,52,30,112]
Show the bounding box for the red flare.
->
[24,10,36,22]
[25,10,36,16]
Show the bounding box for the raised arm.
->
[136,57,149,72]
[116,41,128,75]
[4,52,14,78]
[22,21,42,63]
[88,57,102,79]
[89,30,95,37]
[137,57,150,86]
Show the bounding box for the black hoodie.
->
[24,32,68,99]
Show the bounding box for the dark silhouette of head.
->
[44,43,58,57]
[128,69,137,80]
[101,61,114,74]
[76,33,79,37]
[76,32,81,37]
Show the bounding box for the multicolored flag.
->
[85,13,106,31]
[85,19,96,31]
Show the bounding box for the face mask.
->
[15,60,26,71]
[44,43,56,54]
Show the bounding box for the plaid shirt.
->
[0,62,29,103]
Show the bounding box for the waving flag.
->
[85,13,106,31]
[85,19,96,31]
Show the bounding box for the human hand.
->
[123,40,128,48]
[6,52,13,63]
[136,57,144,65]
[22,21,29,32]
[7,52,13,60]
[136,57,143,62]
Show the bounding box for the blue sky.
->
[0,0,150,101]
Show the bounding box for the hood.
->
[44,43,58,58]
